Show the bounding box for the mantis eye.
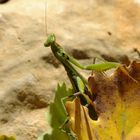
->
[44,34,56,47]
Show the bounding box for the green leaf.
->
[38,83,77,140]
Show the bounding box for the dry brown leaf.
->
[65,61,140,140]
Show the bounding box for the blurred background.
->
[0,0,139,140]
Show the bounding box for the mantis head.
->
[44,34,56,47]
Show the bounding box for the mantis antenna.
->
[44,0,48,36]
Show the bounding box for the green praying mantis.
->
[44,34,121,121]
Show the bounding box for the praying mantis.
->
[44,34,121,121]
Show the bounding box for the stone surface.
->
[0,0,139,140]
